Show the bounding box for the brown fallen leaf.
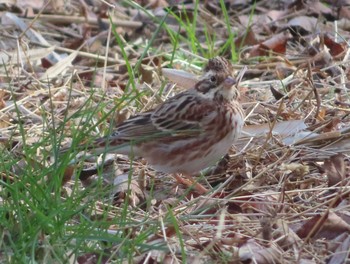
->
[270,85,285,100]
[239,238,283,263]
[234,27,259,49]
[327,233,350,264]
[323,34,347,57]
[323,154,346,187]
[112,172,145,207]
[248,31,292,57]
[287,16,319,34]
[77,252,109,264]
[295,211,350,240]
[0,90,6,110]
[339,5,350,20]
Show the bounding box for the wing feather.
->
[151,90,216,135]
[111,89,216,142]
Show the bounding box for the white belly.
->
[152,115,243,175]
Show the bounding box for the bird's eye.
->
[210,76,217,83]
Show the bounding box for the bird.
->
[67,57,244,194]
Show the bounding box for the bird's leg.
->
[173,174,209,194]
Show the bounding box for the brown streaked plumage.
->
[82,57,244,194]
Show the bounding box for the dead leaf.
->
[327,233,350,264]
[249,31,292,57]
[112,172,145,207]
[323,34,346,57]
[295,211,350,239]
[270,85,285,100]
[77,252,109,264]
[139,64,153,84]
[0,90,7,109]
[288,16,319,34]
[40,51,78,81]
[14,0,45,10]
[234,28,259,48]
[242,120,307,140]
[162,68,198,89]
[273,219,302,249]
[324,154,346,187]
[0,47,55,66]
[239,239,283,263]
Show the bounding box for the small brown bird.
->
[70,57,244,194]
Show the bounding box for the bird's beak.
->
[223,76,236,89]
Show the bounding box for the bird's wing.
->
[151,91,216,135]
[111,112,156,139]
[110,90,216,141]
[64,91,217,155]
[89,112,160,154]
[86,90,218,156]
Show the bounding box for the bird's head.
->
[195,57,239,102]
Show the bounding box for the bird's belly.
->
[145,125,241,175]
